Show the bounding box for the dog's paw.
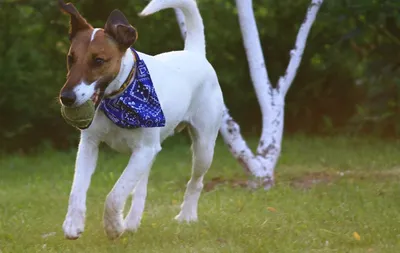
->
[103,210,125,240]
[104,216,125,239]
[174,211,198,223]
[124,215,142,232]
[63,210,85,240]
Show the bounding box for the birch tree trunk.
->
[175,0,324,189]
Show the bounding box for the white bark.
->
[174,0,323,189]
[278,0,324,96]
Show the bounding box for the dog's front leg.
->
[63,134,99,240]
[124,168,150,232]
[103,141,160,240]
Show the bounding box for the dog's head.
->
[58,0,138,107]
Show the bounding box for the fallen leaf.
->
[353,231,361,240]
[267,207,277,212]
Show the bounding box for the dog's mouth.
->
[91,88,102,107]
[74,88,103,130]
[91,76,115,108]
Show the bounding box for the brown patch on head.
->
[58,2,138,106]
[69,29,123,83]
[60,27,125,104]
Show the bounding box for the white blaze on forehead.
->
[90,28,101,42]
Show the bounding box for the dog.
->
[57,0,224,240]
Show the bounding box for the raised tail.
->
[139,0,205,56]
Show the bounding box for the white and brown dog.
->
[58,0,224,240]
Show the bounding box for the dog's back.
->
[138,0,224,141]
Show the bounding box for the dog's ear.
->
[58,0,92,40]
[104,9,138,50]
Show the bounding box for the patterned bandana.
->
[99,48,166,129]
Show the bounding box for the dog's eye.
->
[93,57,105,67]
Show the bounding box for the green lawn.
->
[1,135,400,253]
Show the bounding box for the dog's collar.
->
[99,49,166,129]
[105,49,137,98]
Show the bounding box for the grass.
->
[1,135,400,253]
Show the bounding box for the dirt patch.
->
[204,176,249,192]
[290,168,400,190]
[204,168,400,192]
[290,172,337,190]
[358,167,400,179]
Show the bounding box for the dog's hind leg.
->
[175,119,220,222]
[124,170,150,232]
[103,129,161,239]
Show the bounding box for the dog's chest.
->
[91,113,140,153]
[101,128,136,153]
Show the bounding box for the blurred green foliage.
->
[1,0,400,151]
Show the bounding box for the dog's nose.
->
[60,90,76,106]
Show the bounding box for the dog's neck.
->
[104,48,135,97]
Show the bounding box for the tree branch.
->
[235,0,274,110]
[222,0,324,188]
[173,0,324,189]
[278,0,324,96]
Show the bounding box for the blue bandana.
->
[99,49,166,129]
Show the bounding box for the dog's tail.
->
[139,0,205,56]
